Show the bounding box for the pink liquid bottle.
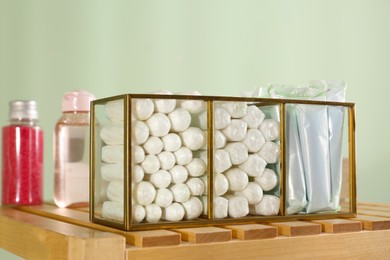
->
[2,100,44,205]
[54,90,95,208]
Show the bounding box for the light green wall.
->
[1,0,390,258]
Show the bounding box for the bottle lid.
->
[9,100,39,120]
[62,90,96,112]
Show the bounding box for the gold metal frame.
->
[90,94,356,231]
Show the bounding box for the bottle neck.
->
[9,118,39,126]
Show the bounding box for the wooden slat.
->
[173,227,231,244]
[351,215,390,230]
[127,230,181,247]
[269,221,321,236]
[224,224,278,240]
[311,219,362,233]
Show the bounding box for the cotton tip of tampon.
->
[200,196,208,215]
[170,183,191,203]
[101,163,123,181]
[258,142,280,164]
[225,168,249,192]
[179,127,205,151]
[141,154,160,174]
[200,174,208,196]
[132,121,150,145]
[100,122,124,145]
[149,170,172,189]
[222,119,248,142]
[191,109,208,130]
[133,98,154,121]
[132,204,146,223]
[235,182,263,204]
[168,108,191,132]
[154,188,174,208]
[214,173,229,196]
[214,196,229,219]
[185,158,206,177]
[174,147,193,165]
[152,90,177,114]
[220,101,248,118]
[105,99,124,122]
[143,136,163,155]
[259,119,280,141]
[102,201,124,222]
[133,145,145,164]
[169,165,189,184]
[134,181,156,206]
[214,106,231,130]
[161,133,182,152]
[146,113,171,137]
[157,151,176,170]
[186,178,205,196]
[182,197,203,220]
[162,202,185,222]
[254,168,278,191]
[107,180,124,202]
[177,91,205,114]
[145,204,162,223]
[102,145,124,164]
[243,129,266,153]
[249,195,280,216]
[239,154,267,177]
[242,105,265,129]
[132,165,144,183]
[214,130,227,149]
[214,149,232,173]
[225,143,249,165]
[227,195,249,218]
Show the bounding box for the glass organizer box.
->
[90,94,356,231]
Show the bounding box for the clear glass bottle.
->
[54,90,95,208]
[2,100,43,205]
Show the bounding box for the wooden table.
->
[1,202,390,259]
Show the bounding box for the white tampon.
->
[169,165,189,184]
[102,145,123,164]
[145,204,162,223]
[100,122,124,145]
[243,129,266,153]
[201,130,208,150]
[161,133,182,152]
[168,108,191,132]
[132,204,146,223]
[214,130,227,149]
[152,90,177,114]
[174,147,193,165]
[154,188,174,208]
[214,173,229,196]
[242,105,265,129]
[235,182,263,204]
[133,98,154,121]
[182,196,203,220]
[220,102,247,118]
[222,119,248,142]
[225,143,248,165]
[157,151,176,170]
[200,174,208,196]
[143,136,163,155]
[259,119,280,141]
[239,154,267,177]
[201,196,208,215]
[105,99,124,122]
[146,113,171,137]
[132,165,144,183]
[134,181,156,206]
[258,142,280,164]
[162,202,185,222]
[132,120,150,145]
[102,201,124,221]
[226,195,249,218]
[225,168,249,192]
[186,178,205,196]
[141,154,160,174]
[192,109,208,130]
[214,106,231,130]
[249,195,280,216]
[133,145,145,164]
[214,196,229,219]
[149,170,172,189]
[254,168,278,191]
[179,127,205,151]
[214,149,232,173]
[170,183,191,203]
[101,163,123,181]
[177,91,205,114]
[107,180,124,202]
[185,158,206,177]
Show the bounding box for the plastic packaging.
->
[2,100,43,205]
[54,90,95,208]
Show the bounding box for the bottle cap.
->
[9,100,39,120]
[62,90,96,112]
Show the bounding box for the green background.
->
[1,0,390,258]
